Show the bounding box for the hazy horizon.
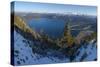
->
[12,1,97,16]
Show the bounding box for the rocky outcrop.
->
[75,30,97,44]
[14,15,41,40]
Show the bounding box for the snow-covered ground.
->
[13,30,97,65]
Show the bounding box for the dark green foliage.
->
[26,56,28,60]
[14,50,19,54]
[14,54,19,57]
[17,61,21,65]
[80,52,88,61]
[22,59,25,63]
[76,51,80,56]
[20,58,25,63]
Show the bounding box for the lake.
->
[28,17,67,39]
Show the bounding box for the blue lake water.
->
[28,18,67,38]
[27,17,80,38]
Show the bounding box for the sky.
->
[13,1,97,16]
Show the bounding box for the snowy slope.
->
[13,30,97,65]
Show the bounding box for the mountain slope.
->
[14,30,97,65]
[12,14,97,65]
[14,15,41,40]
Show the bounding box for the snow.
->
[74,39,97,61]
[13,30,97,65]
